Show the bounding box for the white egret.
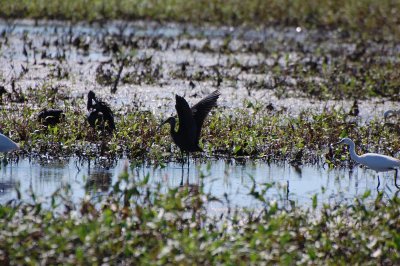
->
[335,138,400,189]
[0,133,19,152]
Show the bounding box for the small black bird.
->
[38,108,64,126]
[160,90,220,163]
[87,90,116,132]
[349,99,359,117]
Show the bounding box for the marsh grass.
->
[1,0,399,40]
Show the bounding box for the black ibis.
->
[348,99,359,117]
[38,108,64,126]
[87,90,116,132]
[160,90,220,164]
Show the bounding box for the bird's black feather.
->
[163,90,220,154]
[175,95,195,135]
[191,90,220,141]
[38,109,64,126]
[87,91,116,132]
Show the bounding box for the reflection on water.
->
[0,179,15,194]
[0,158,397,209]
[85,171,112,193]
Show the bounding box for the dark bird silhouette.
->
[348,99,359,117]
[38,108,64,126]
[160,90,220,164]
[87,90,116,132]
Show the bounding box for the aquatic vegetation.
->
[0,86,398,168]
[0,167,398,264]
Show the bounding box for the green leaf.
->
[312,194,318,209]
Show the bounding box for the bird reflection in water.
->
[178,165,200,197]
[0,179,15,194]
[85,171,112,193]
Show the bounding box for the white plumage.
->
[0,133,19,152]
[336,138,400,189]
[384,109,400,120]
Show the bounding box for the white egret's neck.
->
[384,110,395,119]
[346,140,363,164]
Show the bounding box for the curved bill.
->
[157,119,168,131]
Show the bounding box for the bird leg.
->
[376,175,380,191]
[180,164,184,187]
[395,169,400,189]
[178,151,185,187]
[179,154,190,187]
[286,180,289,201]
[187,153,190,184]
[180,151,185,166]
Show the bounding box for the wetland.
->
[0,3,399,263]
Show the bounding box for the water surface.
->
[0,158,396,210]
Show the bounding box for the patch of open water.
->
[0,158,396,210]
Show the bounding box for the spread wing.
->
[191,90,220,140]
[175,94,195,135]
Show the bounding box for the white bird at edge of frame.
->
[0,133,19,152]
[384,109,400,120]
[334,138,400,190]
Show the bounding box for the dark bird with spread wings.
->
[160,90,220,162]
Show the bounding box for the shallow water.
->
[0,158,396,209]
[0,19,397,120]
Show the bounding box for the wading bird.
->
[335,138,400,189]
[384,109,400,121]
[348,99,359,117]
[0,133,19,152]
[160,90,220,165]
[38,108,64,126]
[87,90,116,132]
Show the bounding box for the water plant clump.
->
[0,167,398,264]
[0,87,399,167]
